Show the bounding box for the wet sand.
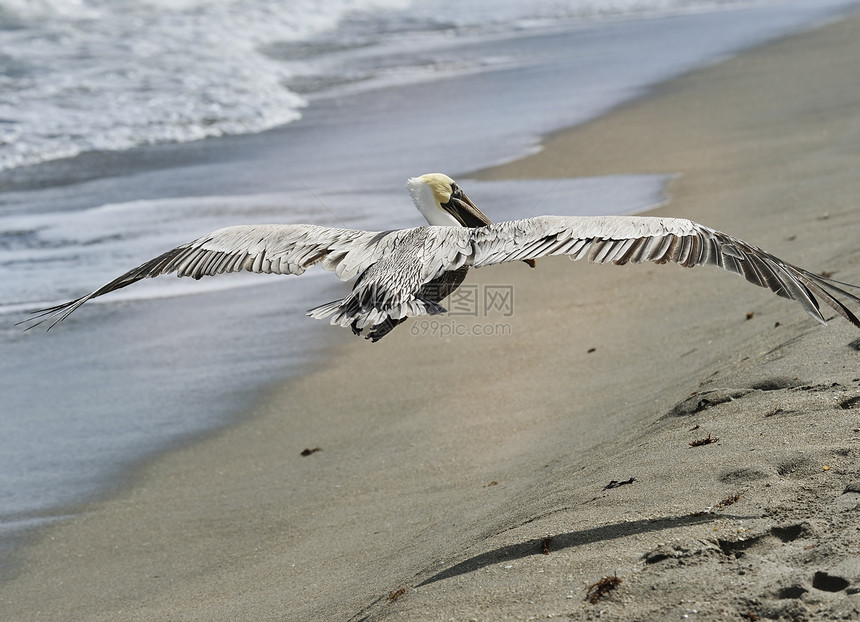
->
[4,9,860,621]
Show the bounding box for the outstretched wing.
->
[21,223,400,330]
[471,215,860,327]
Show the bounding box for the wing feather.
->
[472,215,860,328]
[21,223,396,330]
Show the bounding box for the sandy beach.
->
[4,8,860,622]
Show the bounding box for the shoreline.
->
[4,8,860,621]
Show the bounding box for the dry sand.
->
[4,10,860,622]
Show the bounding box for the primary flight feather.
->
[21,173,860,341]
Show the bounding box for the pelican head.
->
[407,173,493,228]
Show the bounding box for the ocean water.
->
[2,0,859,555]
[1,0,853,173]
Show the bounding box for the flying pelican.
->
[22,173,860,341]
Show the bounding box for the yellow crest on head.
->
[418,173,455,206]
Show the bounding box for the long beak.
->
[444,192,536,269]
[444,192,493,228]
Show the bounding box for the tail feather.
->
[305,295,446,341]
[306,299,343,321]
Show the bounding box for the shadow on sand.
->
[419,511,732,586]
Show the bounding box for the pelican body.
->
[22,173,860,341]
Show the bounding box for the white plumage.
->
[22,173,860,341]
